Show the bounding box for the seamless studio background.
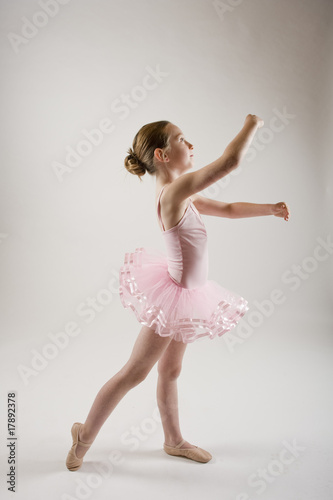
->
[0,0,332,499]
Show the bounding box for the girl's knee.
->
[119,364,150,388]
[157,362,182,380]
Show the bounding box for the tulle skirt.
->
[119,247,249,343]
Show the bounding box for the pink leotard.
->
[157,185,209,290]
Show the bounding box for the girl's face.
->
[163,123,194,171]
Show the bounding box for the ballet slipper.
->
[66,422,93,471]
[163,439,212,463]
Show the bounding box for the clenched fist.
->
[273,202,290,221]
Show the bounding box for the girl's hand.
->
[273,202,290,221]
[245,114,264,129]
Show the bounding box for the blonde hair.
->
[124,120,171,181]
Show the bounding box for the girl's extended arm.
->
[228,201,290,221]
[169,114,264,203]
[224,114,264,165]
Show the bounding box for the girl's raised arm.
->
[168,114,264,204]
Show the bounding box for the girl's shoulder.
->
[156,183,200,210]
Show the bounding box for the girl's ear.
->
[154,148,168,162]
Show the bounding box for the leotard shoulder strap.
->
[157,184,195,232]
[157,185,167,231]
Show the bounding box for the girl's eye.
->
[180,137,184,142]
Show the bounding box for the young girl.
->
[66,114,290,470]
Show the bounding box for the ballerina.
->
[66,114,290,470]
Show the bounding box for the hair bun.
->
[127,148,138,161]
[124,148,146,180]
[127,148,144,167]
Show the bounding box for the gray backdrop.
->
[1,1,332,499]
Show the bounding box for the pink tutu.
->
[119,247,249,343]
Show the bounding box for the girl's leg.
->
[156,339,196,449]
[75,325,173,458]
